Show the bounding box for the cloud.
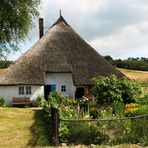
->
[90,22,148,59]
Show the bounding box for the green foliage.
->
[0,96,7,107]
[134,94,148,105]
[137,105,148,115]
[32,95,46,107]
[47,92,64,108]
[111,101,125,116]
[105,56,148,71]
[79,96,89,112]
[0,60,13,68]
[41,90,147,146]
[112,118,148,146]
[90,107,100,119]
[93,75,122,104]
[120,78,141,103]
[0,0,40,59]
[92,75,142,104]
[68,123,109,145]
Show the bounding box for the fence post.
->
[51,106,60,146]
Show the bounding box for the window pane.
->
[18,86,24,95]
[26,86,31,95]
[61,85,66,92]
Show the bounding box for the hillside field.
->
[118,68,148,85]
[118,68,148,95]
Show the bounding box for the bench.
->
[12,97,31,106]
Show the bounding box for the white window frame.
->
[26,86,32,95]
[18,86,32,95]
[18,86,25,95]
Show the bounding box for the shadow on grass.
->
[27,109,50,147]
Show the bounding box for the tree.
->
[104,55,115,66]
[0,0,40,59]
[92,75,142,105]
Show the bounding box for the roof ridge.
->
[51,15,70,27]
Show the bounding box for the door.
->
[75,87,84,98]
[44,84,56,100]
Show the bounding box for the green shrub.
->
[92,75,142,105]
[79,97,89,112]
[0,96,7,107]
[47,92,64,108]
[60,122,109,145]
[33,95,46,107]
[111,101,125,116]
[134,94,148,105]
[112,118,148,146]
[90,107,100,119]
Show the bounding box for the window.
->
[26,86,31,95]
[18,86,24,95]
[18,86,31,95]
[61,85,66,92]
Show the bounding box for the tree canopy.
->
[0,0,40,59]
[104,55,148,71]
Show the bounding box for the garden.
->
[39,75,148,146]
[0,75,148,147]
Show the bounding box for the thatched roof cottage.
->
[0,15,124,105]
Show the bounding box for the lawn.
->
[0,107,49,148]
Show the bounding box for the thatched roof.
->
[0,16,124,86]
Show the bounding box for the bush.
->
[112,118,148,146]
[32,95,46,107]
[0,96,7,107]
[47,92,64,108]
[60,122,109,145]
[134,94,148,105]
[92,75,142,105]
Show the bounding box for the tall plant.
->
[92,75,142,105]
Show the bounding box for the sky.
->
[8,0,148,60]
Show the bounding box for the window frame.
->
[26,86,32,95]
[18,86,32,95]
[18,86,25,95]
[61,85,66,92]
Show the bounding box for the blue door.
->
[50,84,56,92]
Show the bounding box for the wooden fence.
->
[50,107,148,146]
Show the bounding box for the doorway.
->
[75,87,84,99]
[44,84,56,100]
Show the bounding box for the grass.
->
[118,68,148,85]
[0,107,145,148]
[0,107,49,148]
[118,68,148,95]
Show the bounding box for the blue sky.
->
[9,0,148,60]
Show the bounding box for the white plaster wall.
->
[0,85,43,105]
[45,73,75,98]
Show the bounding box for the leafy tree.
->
[92,75,142,105]
[104,55,115,66]
[105,56,148,71]
[0,0,40,59]
[0,60,13,68]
